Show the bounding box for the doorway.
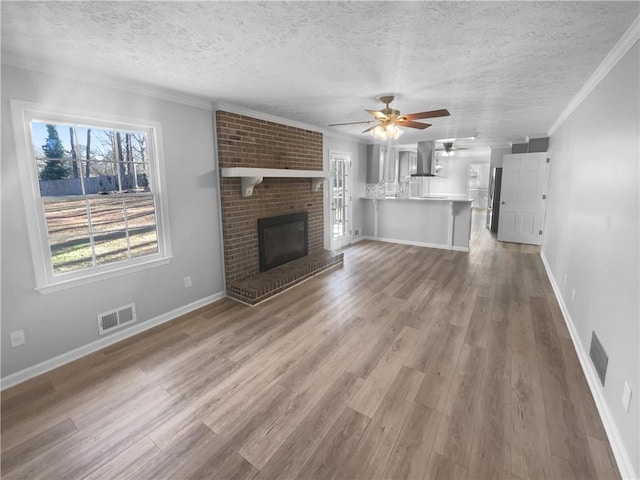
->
[330,151,351,250]
[468,162,490,208]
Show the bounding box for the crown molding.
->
[2,53,214,111]
[548,15,640,136]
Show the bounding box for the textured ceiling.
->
[2,1,638,153]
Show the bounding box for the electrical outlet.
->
[622,382,632,412]
[10,330,25,347]
[571,288,576,303]
[184,276,192,288]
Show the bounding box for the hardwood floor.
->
[1,209,620,479]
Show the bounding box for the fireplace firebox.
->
[258,211,308,272]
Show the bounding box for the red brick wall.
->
[216,111,324,284]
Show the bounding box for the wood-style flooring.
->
[1,210,620,479]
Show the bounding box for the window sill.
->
[35,256,173,295]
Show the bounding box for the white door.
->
[330,152,351,250]
[498,152,547,245]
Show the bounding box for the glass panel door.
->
[331,152,351,250]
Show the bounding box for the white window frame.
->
[11,100,173,294]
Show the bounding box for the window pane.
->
[31,122,81,196]
[44,200,89,237]
[129,226,158,258]
[89,198,125,232]
[128,132,147,163]
[76,127,121,193]
[116,130,149,191]
[50,235,93,274]
[125,196,156,227]
[82,160,119,194]
[122,162,151,192]
[94,230,129,265]
[76,127,116,162]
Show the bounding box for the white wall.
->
[543,42,639,475]
[1,65,225,380]
[490,145,510,170]
[427,154,490,196]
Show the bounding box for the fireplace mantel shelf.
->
[220,167,328,197]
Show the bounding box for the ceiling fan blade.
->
[401,120,432,130]
[328,120,375,126]
[404,109,450,121]
[362,124,378,133]
[365,109,390,121]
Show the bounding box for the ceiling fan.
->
[328,95,450,140]
[437,141,468,157]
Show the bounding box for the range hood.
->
[411,141,437,177]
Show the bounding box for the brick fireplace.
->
[216,111,341,303]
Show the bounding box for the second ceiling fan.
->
[438,141,468,157]
[329,95,450,140]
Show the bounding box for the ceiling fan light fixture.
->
[371,122,403,140]
[386,123,403,139]
[371,124,386,139]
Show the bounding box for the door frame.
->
[327,150,352,251]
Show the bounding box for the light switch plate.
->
[622,382,632,412]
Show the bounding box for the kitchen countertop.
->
[362,195,473,203]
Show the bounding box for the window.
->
[12,102,172,293]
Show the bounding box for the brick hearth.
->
[227,250,344,305]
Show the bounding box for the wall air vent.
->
[589,331,608,386]
[98,303,137,335]
[354,228,361,237]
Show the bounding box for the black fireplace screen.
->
[258,211,308,272]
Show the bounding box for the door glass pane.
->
[332,157,349,240]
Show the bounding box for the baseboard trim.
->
[540,251,637,480]
[361,236,468,252]
[0,291,226,391]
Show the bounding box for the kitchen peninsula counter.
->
[359,196,473,251]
